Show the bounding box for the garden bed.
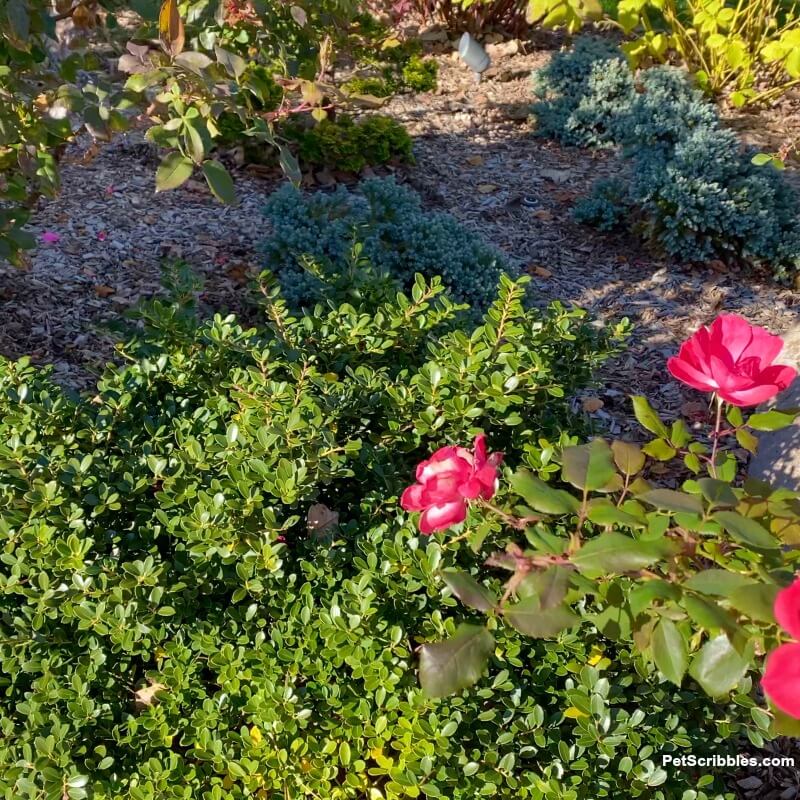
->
[0,38,797,435]
[3,19,800,800]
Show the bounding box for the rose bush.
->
[763,578,800,719]
[401,434,503,533]
[667,314,798,407]
[410,313,800,743]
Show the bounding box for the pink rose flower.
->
[667,314,796,407]
[762,577,800,719]
[400,434,503,535]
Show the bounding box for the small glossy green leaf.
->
[684,570,756,597]
[638,489,703,515]
[510,470,579,515]
[736,428,759,453]
[642,438,676,461]
[586,498,642,528]
[571,532,677,577]
[611,440,645,476]
[503,597,578,638]
[631,395,669,437]
[202,160,237,204]
[155,151,193,191]
[214,46,246,78]
[714,511,778,550]
[629,579,681,617]
[518,565,570,610]
[441,569,497,612]
[747,409,797,431]
[697,478,737,509]
[174,50,213,74]
[728,583,778,623]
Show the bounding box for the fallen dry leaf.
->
[539,168,571,184]
[307,503,339,534]
[680,400,707,419]
[94,285,115,298]
[582,397,605,413]
[477,183,498,194]
[532,209,553,221]
[225,264,249,285]
[134,681,167,710]
[466,155,484,166]
[552,190,578,203]
[528,265,552,278]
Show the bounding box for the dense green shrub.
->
[532,39,800,281]
[281,114,414,173]
[0,270,754,800]
[632,125,800,276]
[531,37,626,147]
[344,17,439,97]
[572,177,630,231]
[0,270,702,800]
[261,177,517,311]
[400,54,439,93]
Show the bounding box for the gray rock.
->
[748,324,800,491]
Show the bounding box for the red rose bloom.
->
[667,314,796,407]
[763,577,800,719]
[401,434,503,535]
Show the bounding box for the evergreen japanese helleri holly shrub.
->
[261,177,517,312]
[406,314,800,744]
[0,266,704,800]
[279,114,414,173]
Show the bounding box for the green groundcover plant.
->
[261,177,516,312]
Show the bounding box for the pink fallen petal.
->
[40,231,61,244]
[97,231,108,242]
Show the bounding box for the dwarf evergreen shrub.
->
[281,115,414,174]
[572,177,630,231]
[532,38,800,281]
[262,177,516,311]
[531,37,628,147]
[0,271,759,800]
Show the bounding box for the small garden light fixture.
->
[458,32,491,81]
